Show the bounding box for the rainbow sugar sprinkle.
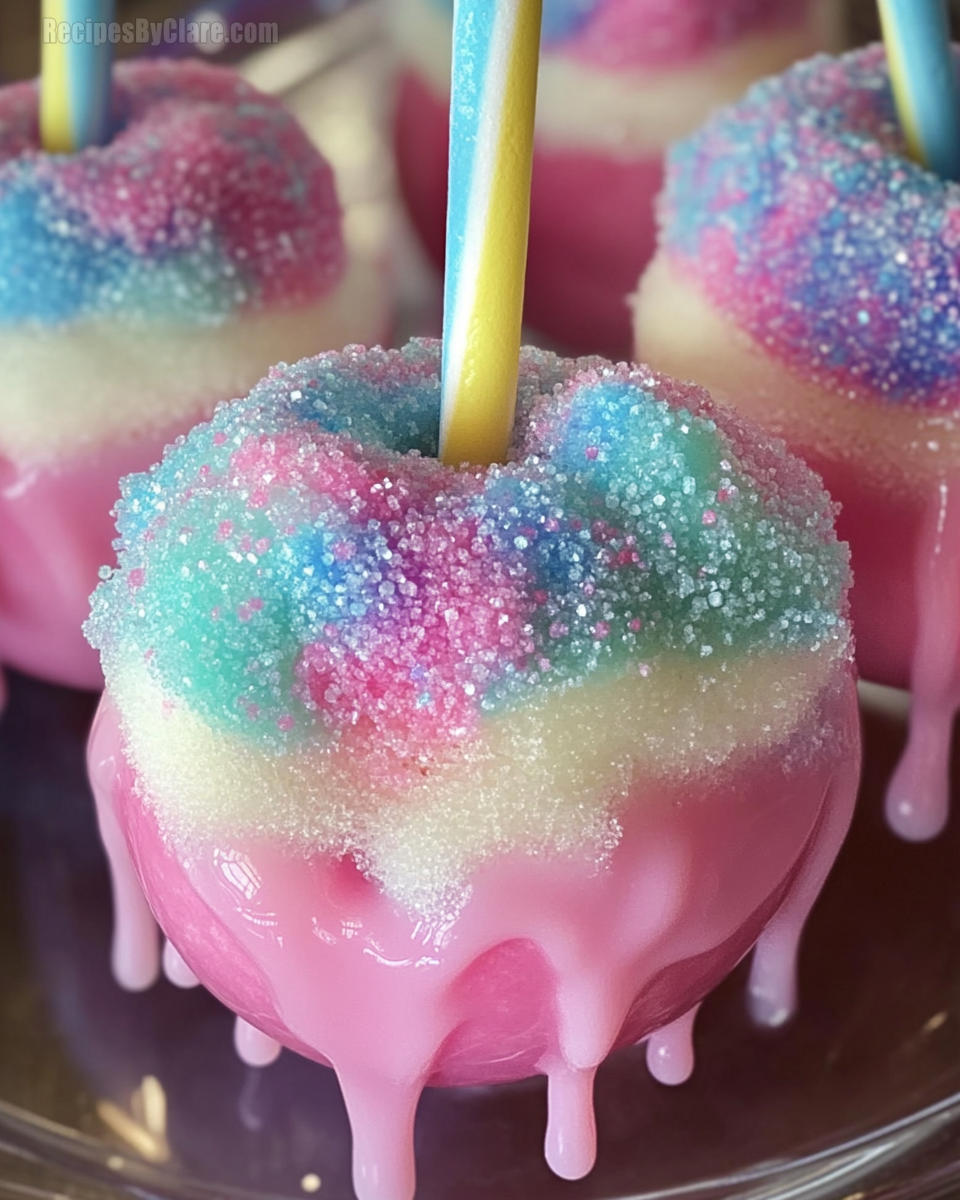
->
[661,44,960,407]
[0,60,343,329]
[88,340,850,772]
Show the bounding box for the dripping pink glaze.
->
[763,459,960,846]
[678,408,959,847]
[394,71,661,358]
[885,474,960,842]
[645,1004,699,1086]
[89,685,860,1200]
[0,428,191,691]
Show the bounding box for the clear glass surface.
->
[3,5,960,1199]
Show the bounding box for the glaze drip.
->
[886,475,960,840]
[90,687,860,1200]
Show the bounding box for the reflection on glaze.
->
[235,1017,283,1068]
[89,689,860,1200]
[645,1004,698,1086]
[163,940,200,989]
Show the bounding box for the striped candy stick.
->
[878,0,960,181]
[439,0,543,467]
[41,0,115,153]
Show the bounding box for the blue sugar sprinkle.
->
[0,173,246,328]
[662,46,960,405]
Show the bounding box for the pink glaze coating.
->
[0,431,183,691]
[785,455,920,695]
[89,683,860,1200]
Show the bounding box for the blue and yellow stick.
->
[439,0,543,468]
[878,0,960,181]
[41,0,115,153]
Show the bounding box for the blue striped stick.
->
[878,0,960,181]
[41,0,116,152]
[439,0,543,467]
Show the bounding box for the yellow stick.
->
[40,0,74,153]
[439,0,543,467]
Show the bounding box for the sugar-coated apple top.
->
[660,44,960,408]
[0,60,344,329]
[87,340,851,915]
[424,0,823,68]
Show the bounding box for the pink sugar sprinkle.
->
[702,509,717,526]
[216,521,233,541]
[34,60,345,308]
[629,618,642,632]
[296,512,532,772]
[127,568,145,591]
[277,714,295,732]
[230,433,380,515]
[593,621,610,640]
[237,598,263,622]
[229,431,469,530]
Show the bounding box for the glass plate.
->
[3,6,960,1200]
